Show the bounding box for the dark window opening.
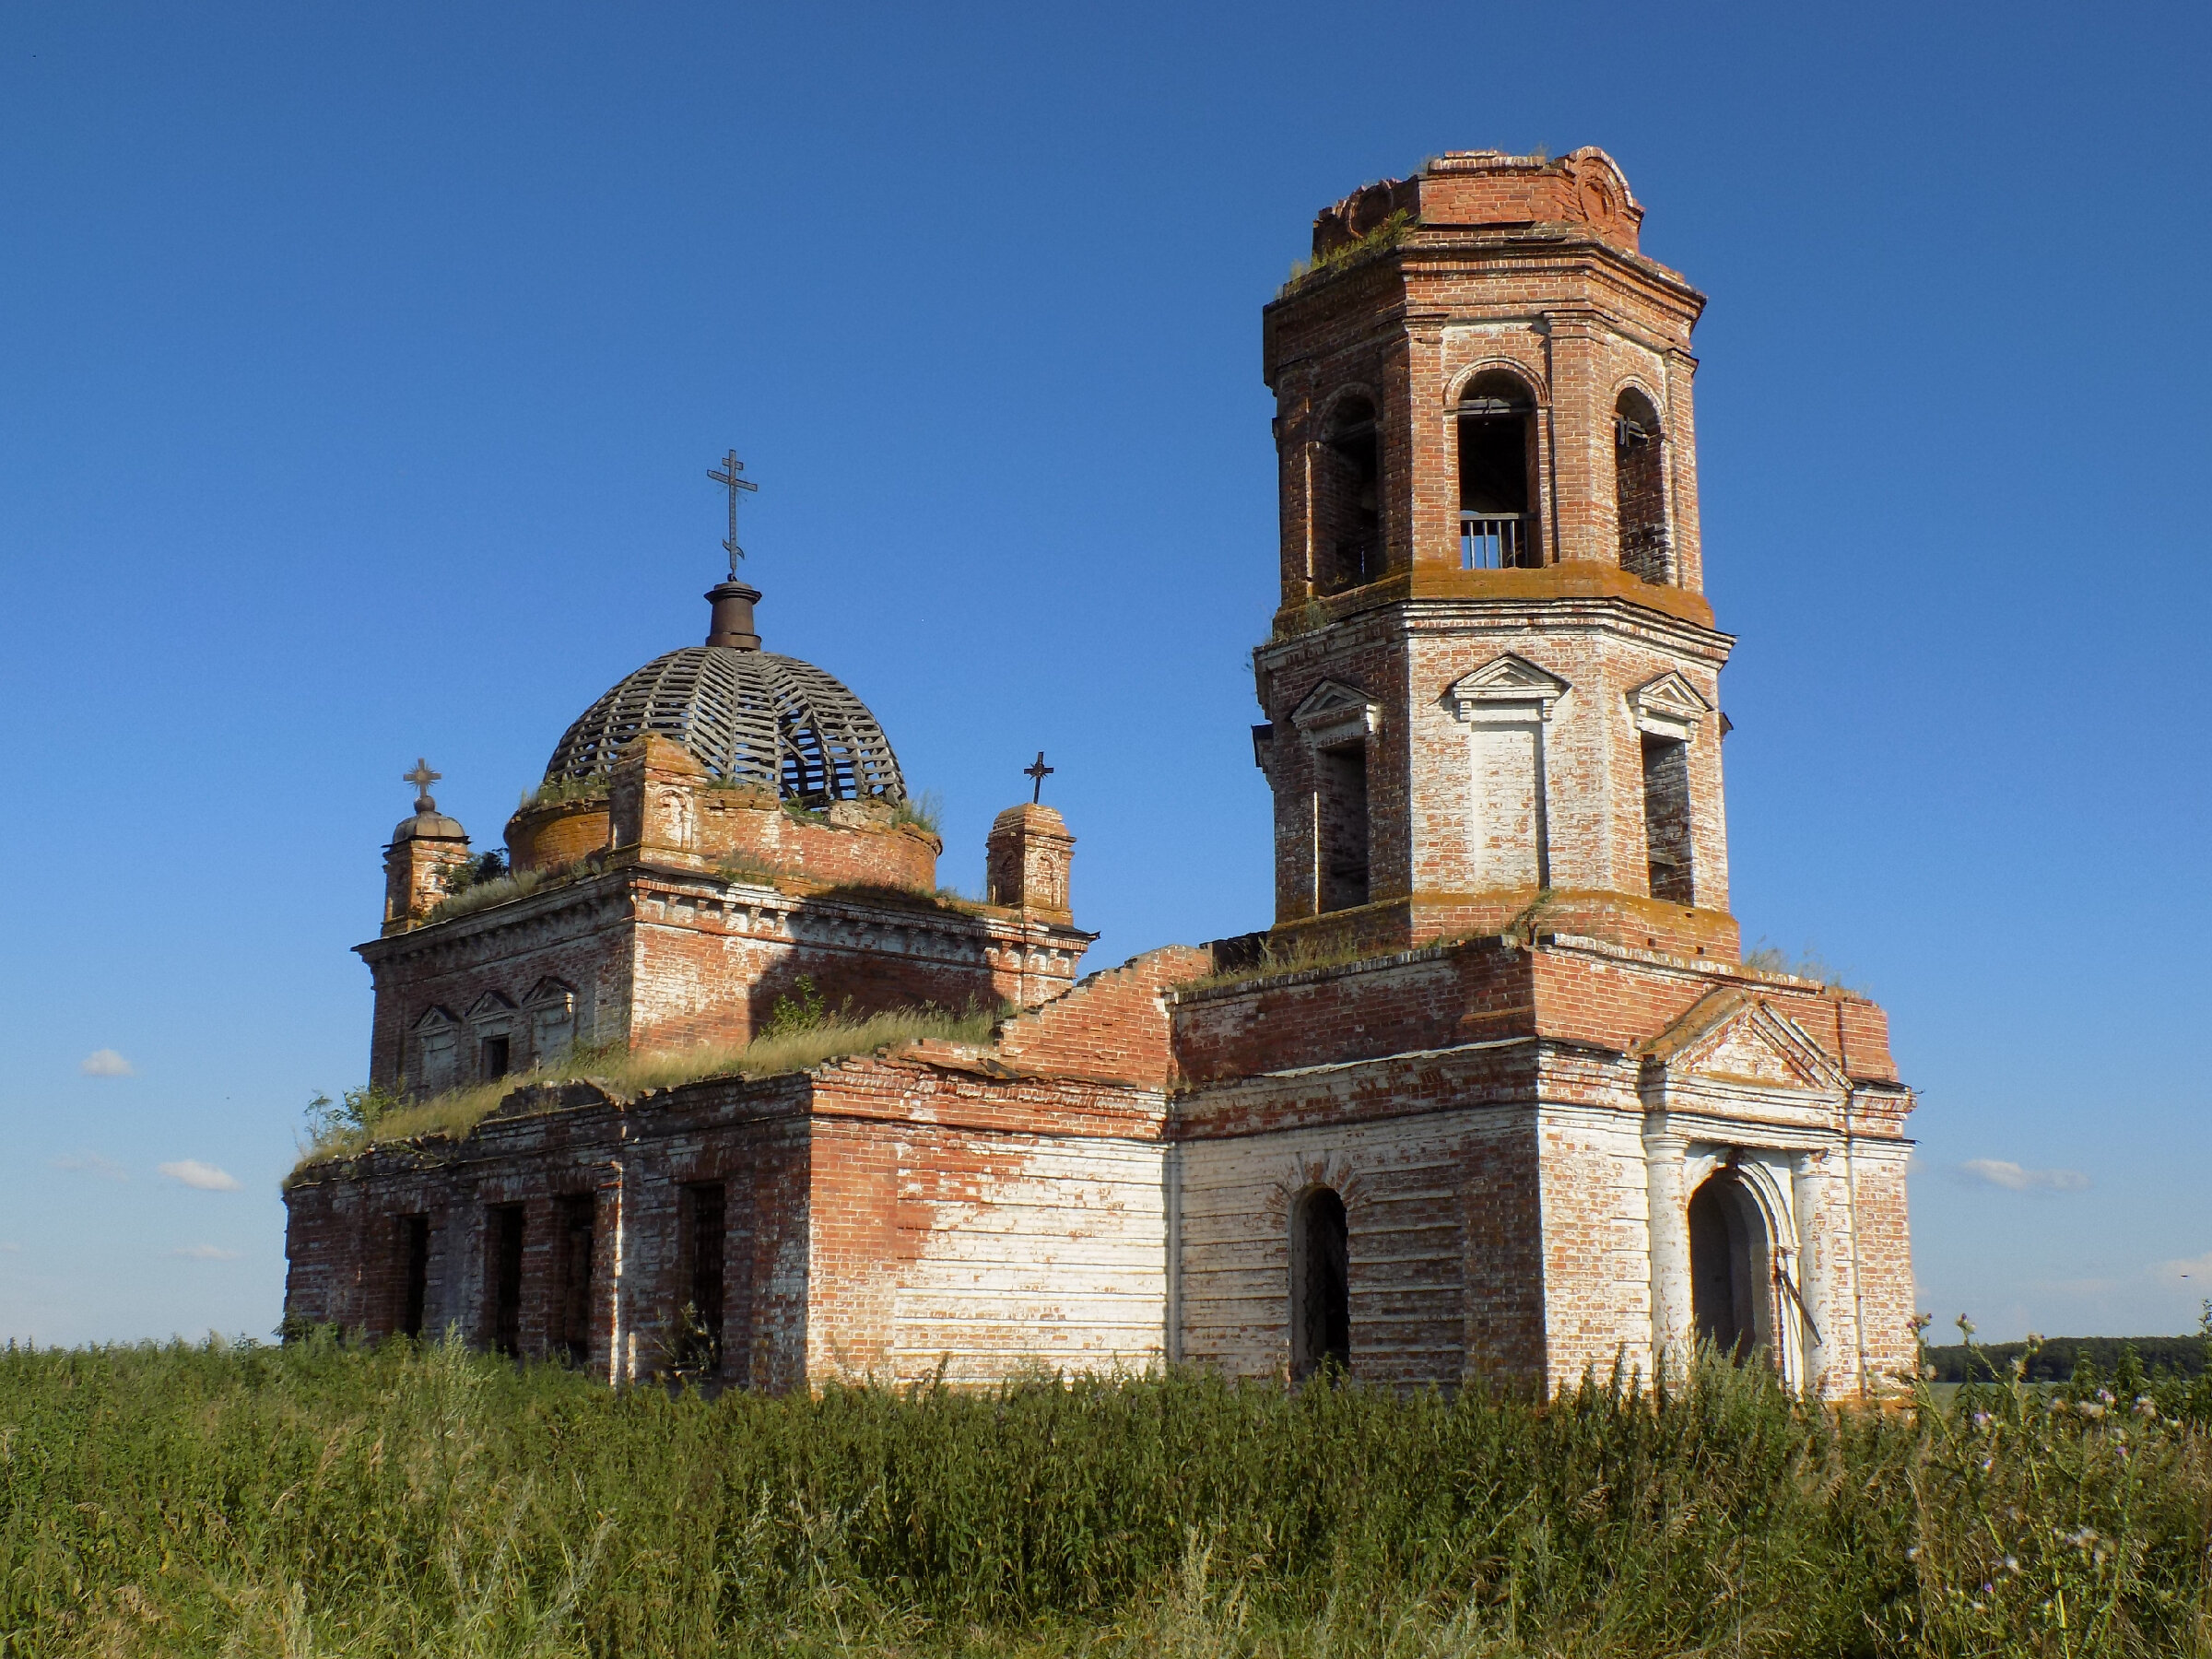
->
[480,1034,511,1080]
[1641,734,1695,904]
[554,1194,595,1367]
[1313,396,1382,594]
[1316,741,1370,912]
[487,1204,524,1358]
[1688,1173,1767,1363]
[1615,389,1671,583]
[398,1214,429,1338]
[1290,1187,1350,1380]
[678,1182,727,1376]
[1458,372,1538,569]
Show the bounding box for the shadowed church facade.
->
[285,148,1917,1397]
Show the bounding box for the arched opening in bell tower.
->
[1290,1185,1350,1378]
[1312,395,1382,594]
[1614,388,1671,583]
[1457,371,1538,570]
[1688,1171,1771,1363]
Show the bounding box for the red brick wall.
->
[360,868,1095,1089]
[505,799,613,873]
[283,1075,821,1384]
[1171,936,1900,1092]
[994,946,1212,1088]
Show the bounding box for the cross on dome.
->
[1025,751,1054,804]
[708,448,759,581]
[403,758,441,814]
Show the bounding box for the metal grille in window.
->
[1460,512,1526,570]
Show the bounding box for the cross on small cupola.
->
[708,447,759,581]
[1024,751,1054,804]
[404,758,442,815]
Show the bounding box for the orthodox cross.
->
[1024,751,1054,804]
[404,758,441,813]
[708,448,759,580]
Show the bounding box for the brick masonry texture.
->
[288,147,1918,1402]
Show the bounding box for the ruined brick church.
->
[285,148,1917,1398]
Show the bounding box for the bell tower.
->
[1253,147,1740,963]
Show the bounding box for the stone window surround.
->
[1289,678,1382,750]
[1445,654,1570,890]
[1627,669,1711,745]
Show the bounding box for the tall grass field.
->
[4,1335,2210,1656]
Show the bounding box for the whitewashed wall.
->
[889,1134,1169,1384]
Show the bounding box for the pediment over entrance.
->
[1641,988,1847,1094]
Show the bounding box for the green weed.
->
[5,1341,2212,1655]
[292,1003,1003,1174]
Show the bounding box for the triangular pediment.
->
[1629,670,1711,738]
[1450,653,1569,701]
[1641,989,1846,1094]
[523,977,575,1009]
[1448,654,1570,723]
[1290,678,1380,743]
[1632,670,1709,719]
[465,991,516,1021]
[1291,678,1374,719]
[414,1004,458,1031]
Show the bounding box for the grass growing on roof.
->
[516,772,610,810]
[1279,207,1415,295]
[891,787,943,835]
[421,856,600,924]
[1177,930,1452,993]
[292,1001,1002,1175]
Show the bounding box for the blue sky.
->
[2,1,2206,1347]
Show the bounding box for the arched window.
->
[1457,371,1538,569]
[1688,1171,1771,1363]
[1312,396,1381,594]
[1290,1186,1350,1378]
[1614,389,1671,583]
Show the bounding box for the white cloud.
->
[51,1151,128,1182]
[1956,1158,2091,1194]
[166,1244,241,1261]
[159,1159,241,1193]
[79,1049,135,1077]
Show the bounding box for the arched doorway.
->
[1290,1187,1349,1379]
[1688,1171,1770,1362]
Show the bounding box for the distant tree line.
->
[1925,1335,2207,1383]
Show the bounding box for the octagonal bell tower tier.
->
[1253,147,1737,962]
